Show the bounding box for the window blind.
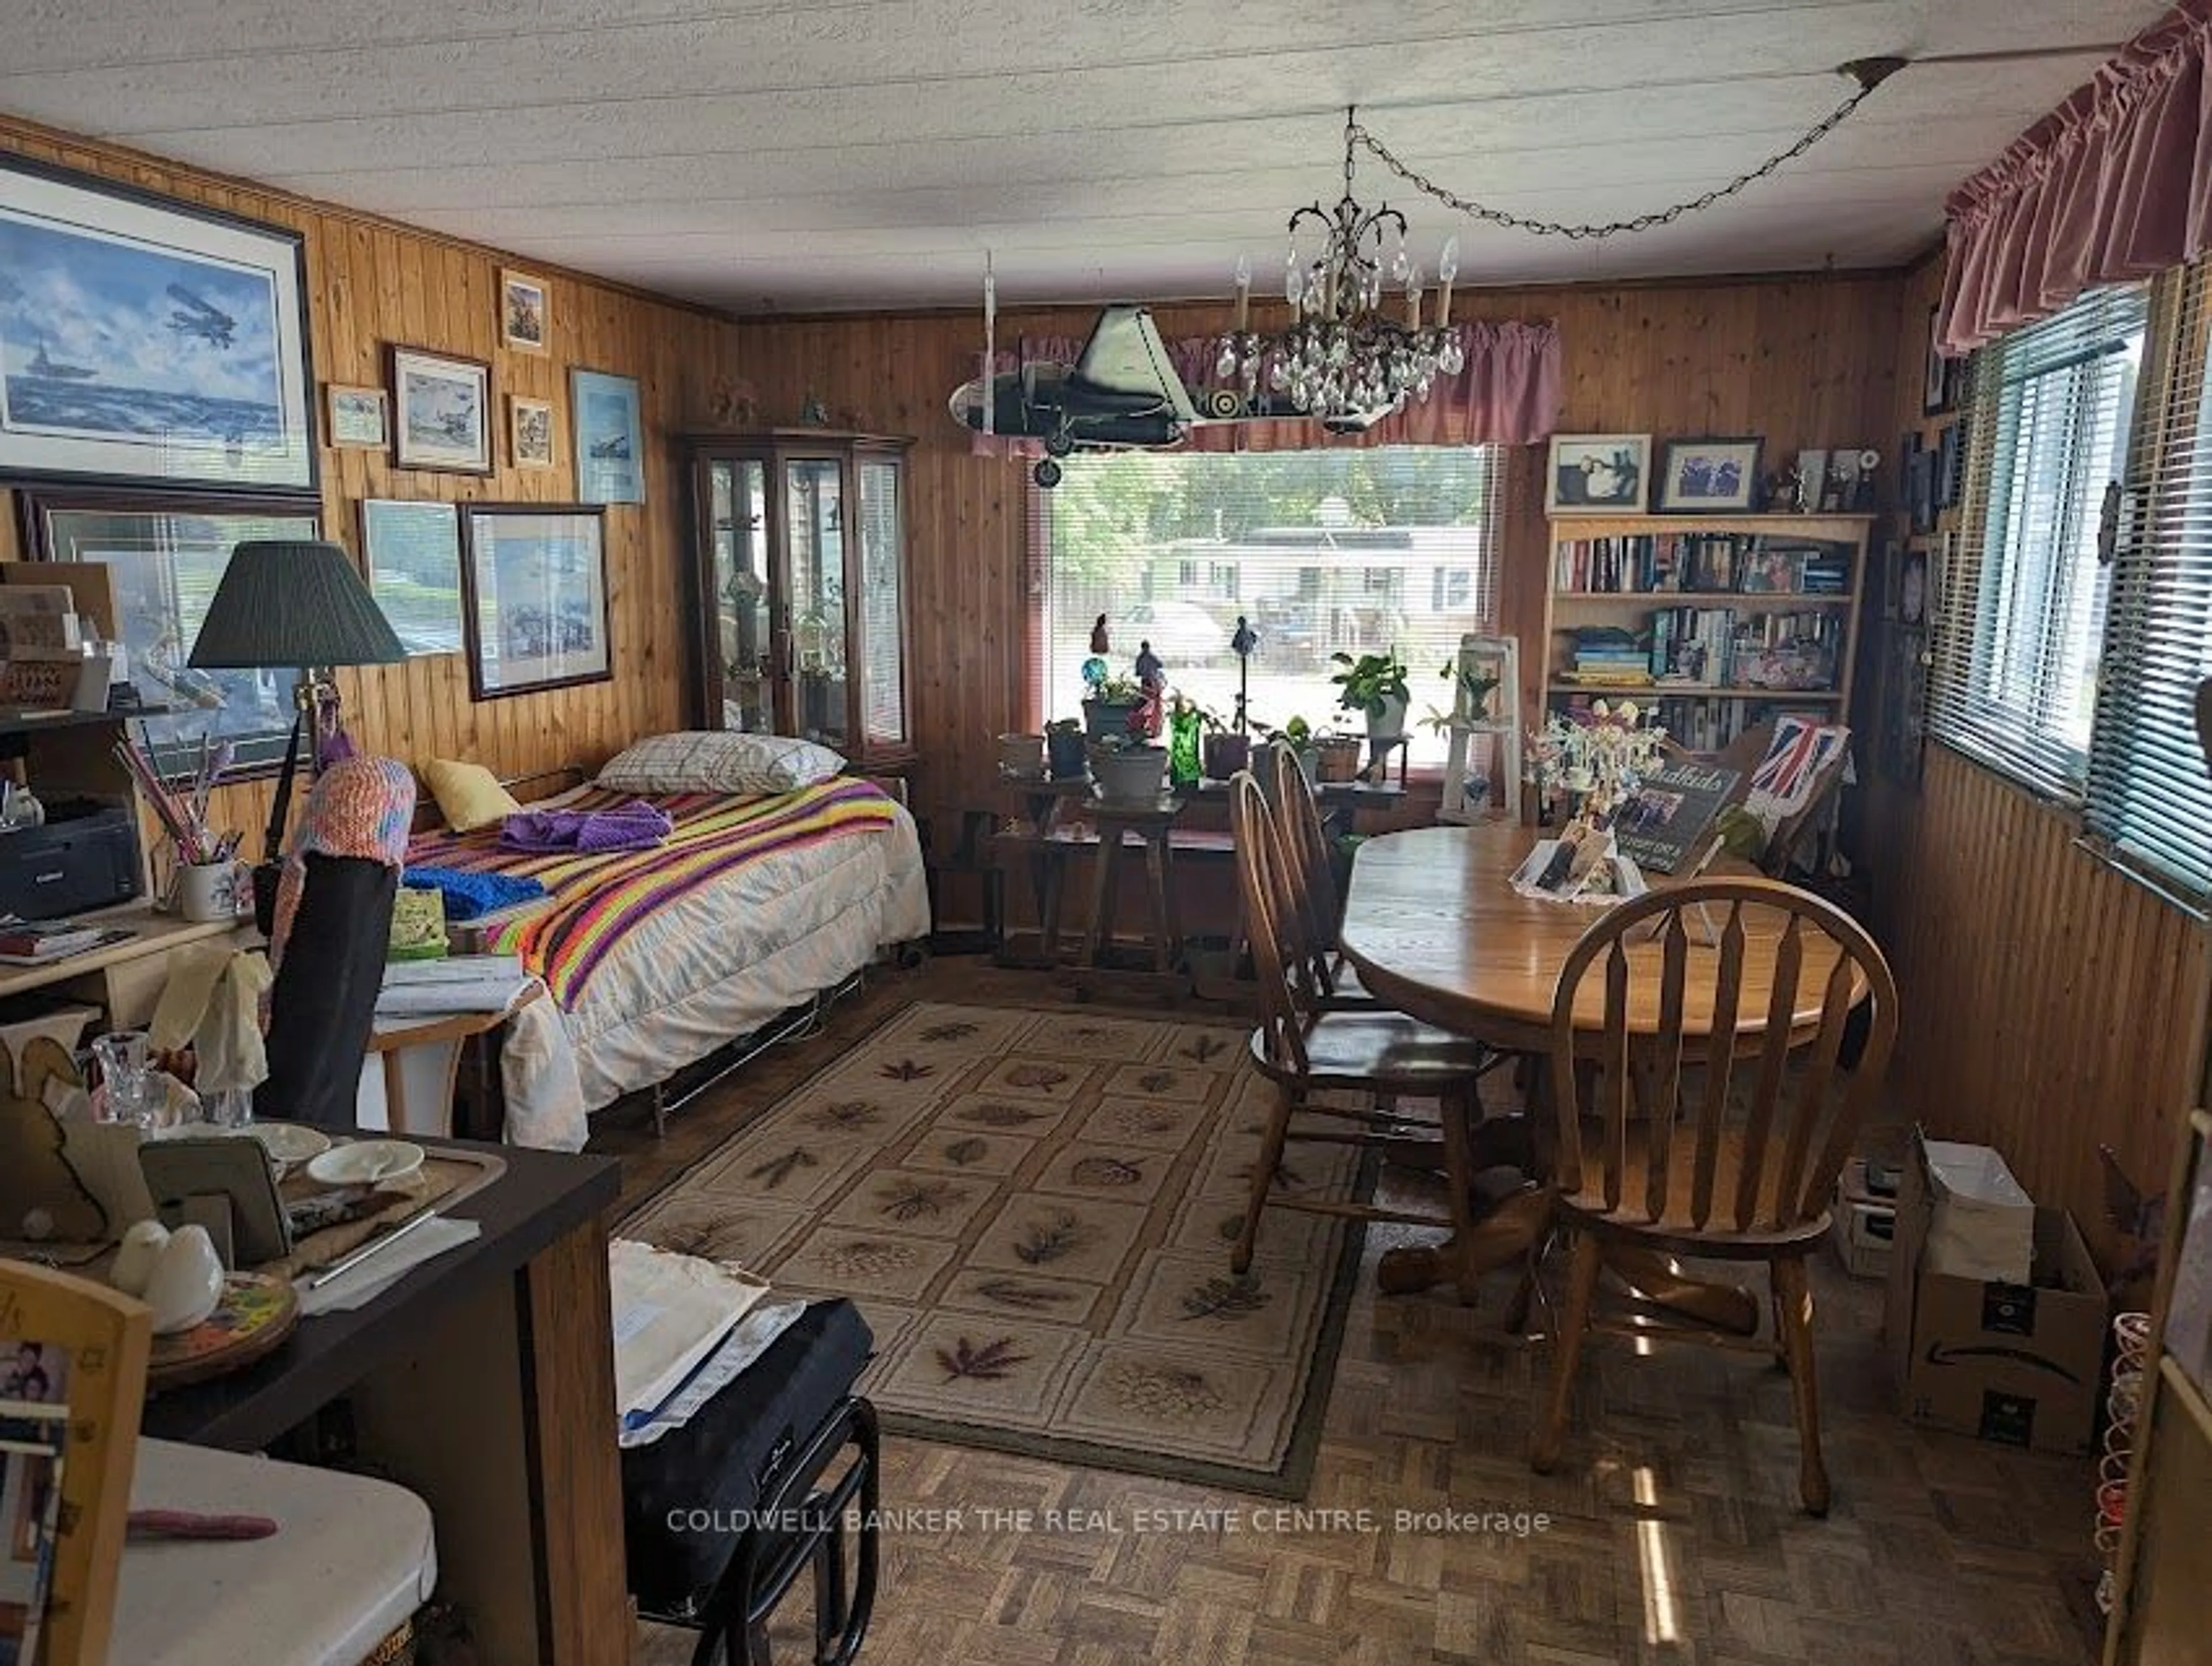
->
[1035,446,1503,765]
[2085,259,2212,903]
[1929,286,2149,801]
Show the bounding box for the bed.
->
[405,776,930,1149]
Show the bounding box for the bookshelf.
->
[1542,513,1873,752]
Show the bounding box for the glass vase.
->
[1168,709,1202,787]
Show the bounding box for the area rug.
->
[620,1000,1377,1496]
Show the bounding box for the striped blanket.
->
[406,778,899,1008]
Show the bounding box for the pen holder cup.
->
[174,859,247,925]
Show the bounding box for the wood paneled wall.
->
[725,275,1907,839]
[0,115,748,847]
[1857,257,2212,1279]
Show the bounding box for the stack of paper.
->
[609,1238,771,1421]
[374,955,534,1016]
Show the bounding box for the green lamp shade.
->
[188,540,408,669]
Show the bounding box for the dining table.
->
[1338,820,1846,1325]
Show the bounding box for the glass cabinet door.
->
[857,456,908,749]
[706,459,774,732]
[785,458,848,749]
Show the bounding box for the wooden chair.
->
[1265,743,1376,1005]
[1526,877,1898,1513]
[1227,771,1509,1298]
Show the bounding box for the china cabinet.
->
[682,430,915,768]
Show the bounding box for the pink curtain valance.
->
[968,319,1561,457]
[1938,0,2212,355]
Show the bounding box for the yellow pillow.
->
[422,758,520,833]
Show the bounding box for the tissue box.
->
[1830,1158,1896,1279]
[1885,1130,2108,1453]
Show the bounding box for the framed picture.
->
[391,346,492,474]
[1908,442,1936,534]
[459,503,611,698]
[0,154,317,493]
[361,498,464,656]
[500,269,549,354]
[1897,547,1929,626]
[509,395,555,470]
[325,384,388,449]
[1656,437,1762,513]
[570,368,645,503]
[1936,420,1963,509]
[17,484,317,775]
[1922,305,1965,415]
[1545,433,1650,514]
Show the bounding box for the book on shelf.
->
[0,918,137,965]
[1613,760,1744,874]
[1554,532,1854,599]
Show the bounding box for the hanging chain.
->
[1346,60,1904,241]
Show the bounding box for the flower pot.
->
[997,731,1043,778]
[1082,697,1146,741]
[1365,692,1409,740]
[1088,744,1168,802]
[1202,730,1251,780]
[1045,728,1089,780]
[1315,736,1365,784]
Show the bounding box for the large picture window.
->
[1036,446,1503,766]
[1929,286,2147,800]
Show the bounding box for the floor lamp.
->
[187,540,407,933]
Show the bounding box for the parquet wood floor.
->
[612,959,2104,1666]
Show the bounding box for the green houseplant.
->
[1331,650,1412,739]
[1044,717,1088,780]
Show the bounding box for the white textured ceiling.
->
[0,0,2158,314]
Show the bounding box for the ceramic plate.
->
[244,1121,331,1166]
[306,1139,426,1187]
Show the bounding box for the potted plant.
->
[1313,731,1366,783]
[1082,674,1147,740]
[1331,649,1412,740]
[1044,717,1088,780]
[1253,715,1319,786]
[1086,732,1169,801]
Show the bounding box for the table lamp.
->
[188,539,407,932]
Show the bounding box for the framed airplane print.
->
[459,503,611,698]
[0,155,317,493]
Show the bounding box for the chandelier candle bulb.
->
[1438,236,1459,327]
[1234,253,1251,331]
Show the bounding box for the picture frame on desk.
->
[0,154,318,494]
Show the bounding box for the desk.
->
[142,1139,629,1666]
[0,906,251,1027]
[1338,824,1840,1317]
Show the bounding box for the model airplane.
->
[165,283,237,349]
[947,302,1388,488]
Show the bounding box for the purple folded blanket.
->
[500,799,674,854]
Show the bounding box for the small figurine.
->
[1081,656,1109,690]
[1089,614,1111,655]
[1134,639,1165,689]
[801,392,830,426]
[1230,614,1258,737]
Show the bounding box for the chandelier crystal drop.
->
[1218,107,1464,431]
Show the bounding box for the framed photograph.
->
[18,484,317,775]
[459,503,611,698]
[1898,547,1929,626]
[361,498,464,656]
[325,384,388,449]
[1908,443,1936,534]
[391,345,492,474]
[570,368,645,503]
[0,154,317,493]
[1656,437,1762,513]
[500,269,549,354]
[1936,419,1963,509]
[509,395,555,470]
[1545,433,1650,514]
[1923,305,1961,415]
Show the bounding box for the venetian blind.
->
[1928,286,2149,801]
[2085,259,2212,904]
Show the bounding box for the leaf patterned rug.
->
[621,1001,1374,1495]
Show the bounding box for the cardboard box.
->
[1885,1131,2109,1453]
[1830,1157,1896,1279]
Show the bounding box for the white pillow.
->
[595,732,846,796]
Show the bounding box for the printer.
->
[0,799,142,921]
